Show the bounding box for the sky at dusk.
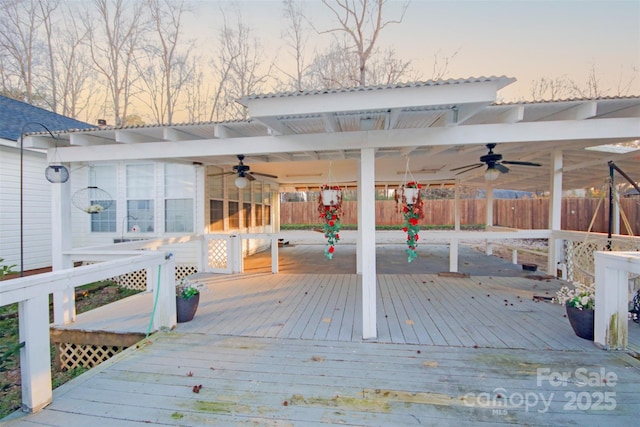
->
[189,0,640,101]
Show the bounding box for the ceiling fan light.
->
[235,176,249,188]
[484,167,500,181]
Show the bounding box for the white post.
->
[356,181,363,274]
[19,295,52,412]
[594,252,637,350]
[152,256,177,331]
[230,234,243,273]
[485,184,493,256]
[51,174,75,325]
[271,235,279,273]
[449,237,458,272]
[360,148,377,339]
[454,179,460,231]
[548,150,563,276]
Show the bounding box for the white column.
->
[195,164,206,235]
[359,148,377,339]
[152,256,177,331]
[612,186,620,235]
[548,150,563,276]
[356,180,363,274]
[449,237,458,272]
[454,179,460,231]
[271,234,279,273]
[485,183,494,227]
[19,294,52,412]
[594,252,639,350]
[51,174,75,325]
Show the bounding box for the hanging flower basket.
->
[321,189,341,207]
[318,185,342,259]
[72,186,113,214]
[395,182,424,263]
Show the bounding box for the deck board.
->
[7,333,639,426]
[25,243,639,426]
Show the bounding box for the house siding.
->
[0,144,52,271]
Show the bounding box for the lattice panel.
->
[112,264,200,290]
[208,239,228,269]
[112,269,147,290]
[566,238,640,285]
[57,343,125,371]
[176,265,199,281]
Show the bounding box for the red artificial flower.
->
[403,206,409,213]
[332,215,337,220]
[402,227,408,232]
[329,221,335,227]
[409,218,419,226]
[415,234,419,240]
[335,233,340,239]
[328,246,335,253]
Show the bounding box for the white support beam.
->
[51,176,75,325]
[359,147,377,340]
[53,118,640,163]
[163,127,201,141]
[548,150,563,275]
[543,101,597,121]
[496,105,524,123]
[115,129,156,143]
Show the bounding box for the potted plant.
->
[176,277,204,323]
[395,182,424,263]
[318,185,342,259]
[554,282,595,340]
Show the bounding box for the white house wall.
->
[0,144,52,271]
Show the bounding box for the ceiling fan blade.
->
[450,162,483,172]
[251,171,279,179]
[207,171,235,177]
[245,172,256,181]
[495,163,510,173]
[501,160,542,167]
[454,164,484,175]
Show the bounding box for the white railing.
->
[595,251,640,350]
[0,251,176,413]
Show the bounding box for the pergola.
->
[24,76,640,339]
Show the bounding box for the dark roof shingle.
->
[0,95,95,141]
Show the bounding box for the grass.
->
[0,281,141,419]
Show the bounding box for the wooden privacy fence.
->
[280,198,640,235]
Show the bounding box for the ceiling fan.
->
[209,155,278,187]
[450,143,542,180]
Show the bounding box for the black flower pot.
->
[565,303,594,340]
[176,293,200,323]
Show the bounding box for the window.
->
[264,184,271,226]
[243,202,251,228]
[164,164,194,232]
[209,200,224,231]
[255,203,263,227]
[89,165,116,232]
[228,201,240,229]
[127,164,154,232]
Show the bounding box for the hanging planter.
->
[321,188,341,207]
[318,185,342,259]
[396,181,424,263]
[72,186,113,214]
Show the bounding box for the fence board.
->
[281,198,640,234]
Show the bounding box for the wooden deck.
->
[5,244,640,425]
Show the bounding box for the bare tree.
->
[306,39,360,88]
[0,0,48,104]
[36,0,61,112]
[317,0,409,86]
[55,7,98,120]
[85,0,149,126]
[529,75,574,101]
[279,0,312,91]
[138,0,194,124]
[211,5,274,120]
